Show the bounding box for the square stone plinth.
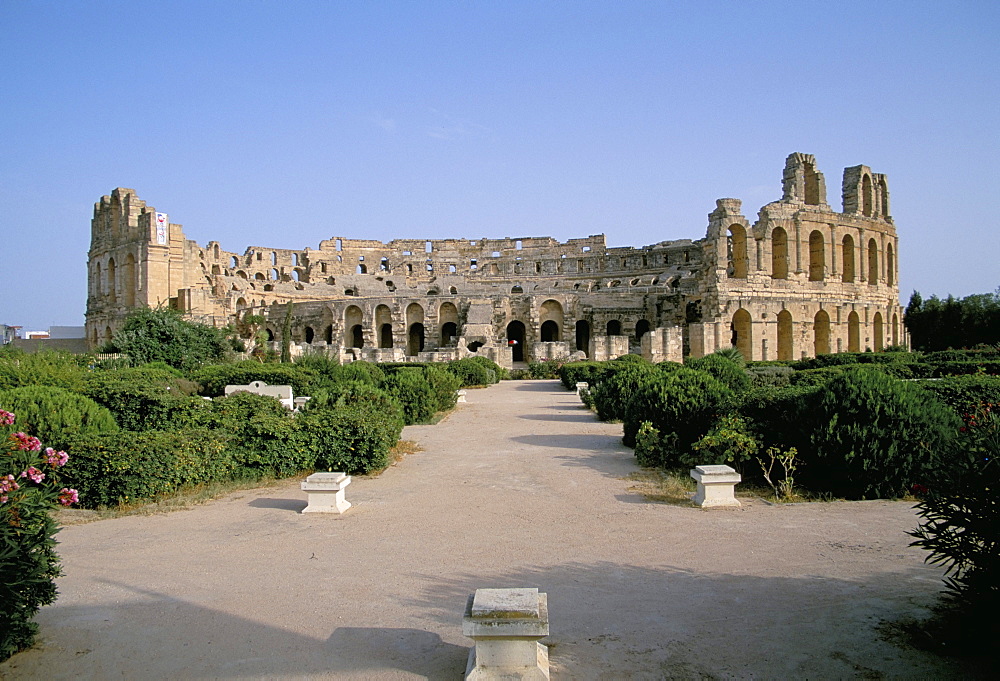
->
[463,588,549,680]
[690,464,741,508]
[301,472,351,514]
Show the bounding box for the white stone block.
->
[575,382,589,396]
[457,389,468,403]
[463,588,549,680]
[301,472,352,514]
[690,464,741,508]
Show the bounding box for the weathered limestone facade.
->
[85,153,904,365]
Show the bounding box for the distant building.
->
[1,324,21,345]
[12,326,88,354]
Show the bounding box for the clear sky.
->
[2,0,997,332]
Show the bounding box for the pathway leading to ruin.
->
[0,381,973,679]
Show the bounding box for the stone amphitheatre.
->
[85,152,905,362]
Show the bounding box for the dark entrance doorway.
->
[575,320,590,356]
[540,320,559,342]
[506,321,526,362]
[407,323,425,356]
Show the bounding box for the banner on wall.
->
[155,213,168,245]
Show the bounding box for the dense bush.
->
[686,353,751,393]
[424,365,461,412]
[0,386,119,450]
[303,381,404,424]
[526,360,562,379]
[62,428,233,508]
[107,307,233,370]
[382,369,437,424]
[1,409,77,661]
[736,384,822,454]
[296,402,403,474]
[205,392,309,479]
[558,361,609,391]
[915,375,1000,417]
[929,360,1000,377]
[794,353,859,370]
[0,349,89,393]
[83,368,206,431]
[329,361,387,386]
[745,364,793,388]
[466,355,506,382]
[192,361,315,397]
[905,289,1000,351]
[622,367,732,465]
[446,358,497,387]
[590,362,661,422]
[805,368,961,499]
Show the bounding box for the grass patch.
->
[388,439,423,465]
[624,468,696,505]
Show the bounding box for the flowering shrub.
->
[1,408,77,661]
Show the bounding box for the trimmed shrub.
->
[382,369,437,424]
[0,386,119,450]
[746,364,793,388]
[916,375,1000,418]
[329,361,386,386]
[83,368,206,431]
[191,361,315,397]
[62,428,234,508]
[590,362,661,423]
[929,361,1000,377]
[622,367,732,465]
[526,360,562,379]
[0,350,89,393]
[445,358,496,387]
[687,414,760,471]
[205,392,308,479]
[686,354,751,393]
[467,355,506,382]
[558,361,609,391]
[424,365,461,412]
[789,366,850,386]
[296,402,403,475]
[805,368,961,499]
[794,353,860,370]
[736,384,822,454]
[303,381,404,423]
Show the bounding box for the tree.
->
[905,288,1000,350]
[109,308,232,371]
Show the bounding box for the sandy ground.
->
[0,380,974,680]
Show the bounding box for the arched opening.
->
[237,270,248,279]
[814,310,831,356]
[506,321,526,362]
[777,310,793,361]
[255,272,265,281]
[438,302,458,346]
[324,325,333,344]
[236,297,247,310]
[441,322,458,345]
[771,227,788,279]
[728,224,748,279]
[842,235,856,283]
[124,253,136,307]
[879,178,889,218]
[575,320,590,356]
[304,327,315,344]
[107,258,117,303]
[511,285,523,294]
[862,174,874,217]
[891,312,899,346]
[867,238,879,286]
[380,324,393,348]
[540,320,559,342]
[230,256,238,268]
[804,162,821,205]
[265,328,275,342]
[848,311,861,352]
[732,309,752,361]
[104,326,113,343]
[270,268,279,281]
[93,261,102,298]
[270,252,277,266]
[344,305,364,348]
[606,320,622,336]
[357,264,367,274]
[406,303,425,356]
[873,312,884,351]
[808,230,825,281]
[886,243,895,286]
[635,319,651,342]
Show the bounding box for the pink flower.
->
[0,410,14,426]
[0,474,19,493]
[19,466,45,484]
[58,488,79,506]
[10,432,42,451]
[44,447,69,467]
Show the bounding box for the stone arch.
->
[842,234,855,283]
[862,174,874,217]
[406,303,425,356]
[213,244,220,259]
[324,324,333,344]
[867,238,879,285]
[634,319,651,342]
[344,305,364,348]
[357,264,367,274]
[236,297,248,310]
[270,268,279,281]
[848,311,861,352]
[728,224,748,279]
[104,325,113,343]
[814,309,831,356]
[891,312,899,346]
[376,305,393,348]
[606,319,622,336]
[777,310,793,361]
[886,243,895,287]
[93,261,102,298]
[808,230,825,281]
[540,321,559,342]
[771,227,788,279]
[539,300,564,341]
[230,256,238,268]
[124,253,136,307]
[873,312,884,351]
[731,309,752,361]
[439,302,459,345]
[575,320,590,356]
[255,272,265,281]
[506,320,526,362]
[511,285,523,294]
[879,178,889,218]
[107,257,117,303]
[304,326,315,344]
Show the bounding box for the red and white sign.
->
[155,213,168,245]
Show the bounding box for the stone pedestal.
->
[463,588,549,680]
[575,382,589,396]
[690,464,741,508]
[457,389,468,403]
[301,472,352,514]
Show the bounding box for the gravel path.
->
[0,380,970,679]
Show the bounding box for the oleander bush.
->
[1,409,78,661]
[0,385,119,450]
[804,368,961,499]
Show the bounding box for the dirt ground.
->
[0,380,976,680]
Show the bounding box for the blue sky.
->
[2,1,997,332]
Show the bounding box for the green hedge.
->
[381,369,437,424]
[204,392,309,479]
[915,375,1000,417]
[296,402,403,474]
[558,361,610,391]
[445,358,497,386]
[83,368,209,431]
[192,361,315,397]
[0,385,119,450]
[0,350,89,393]
[685,354,751,393]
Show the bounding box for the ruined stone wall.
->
[85,153,905,364]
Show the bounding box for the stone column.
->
[463,588,549,680]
